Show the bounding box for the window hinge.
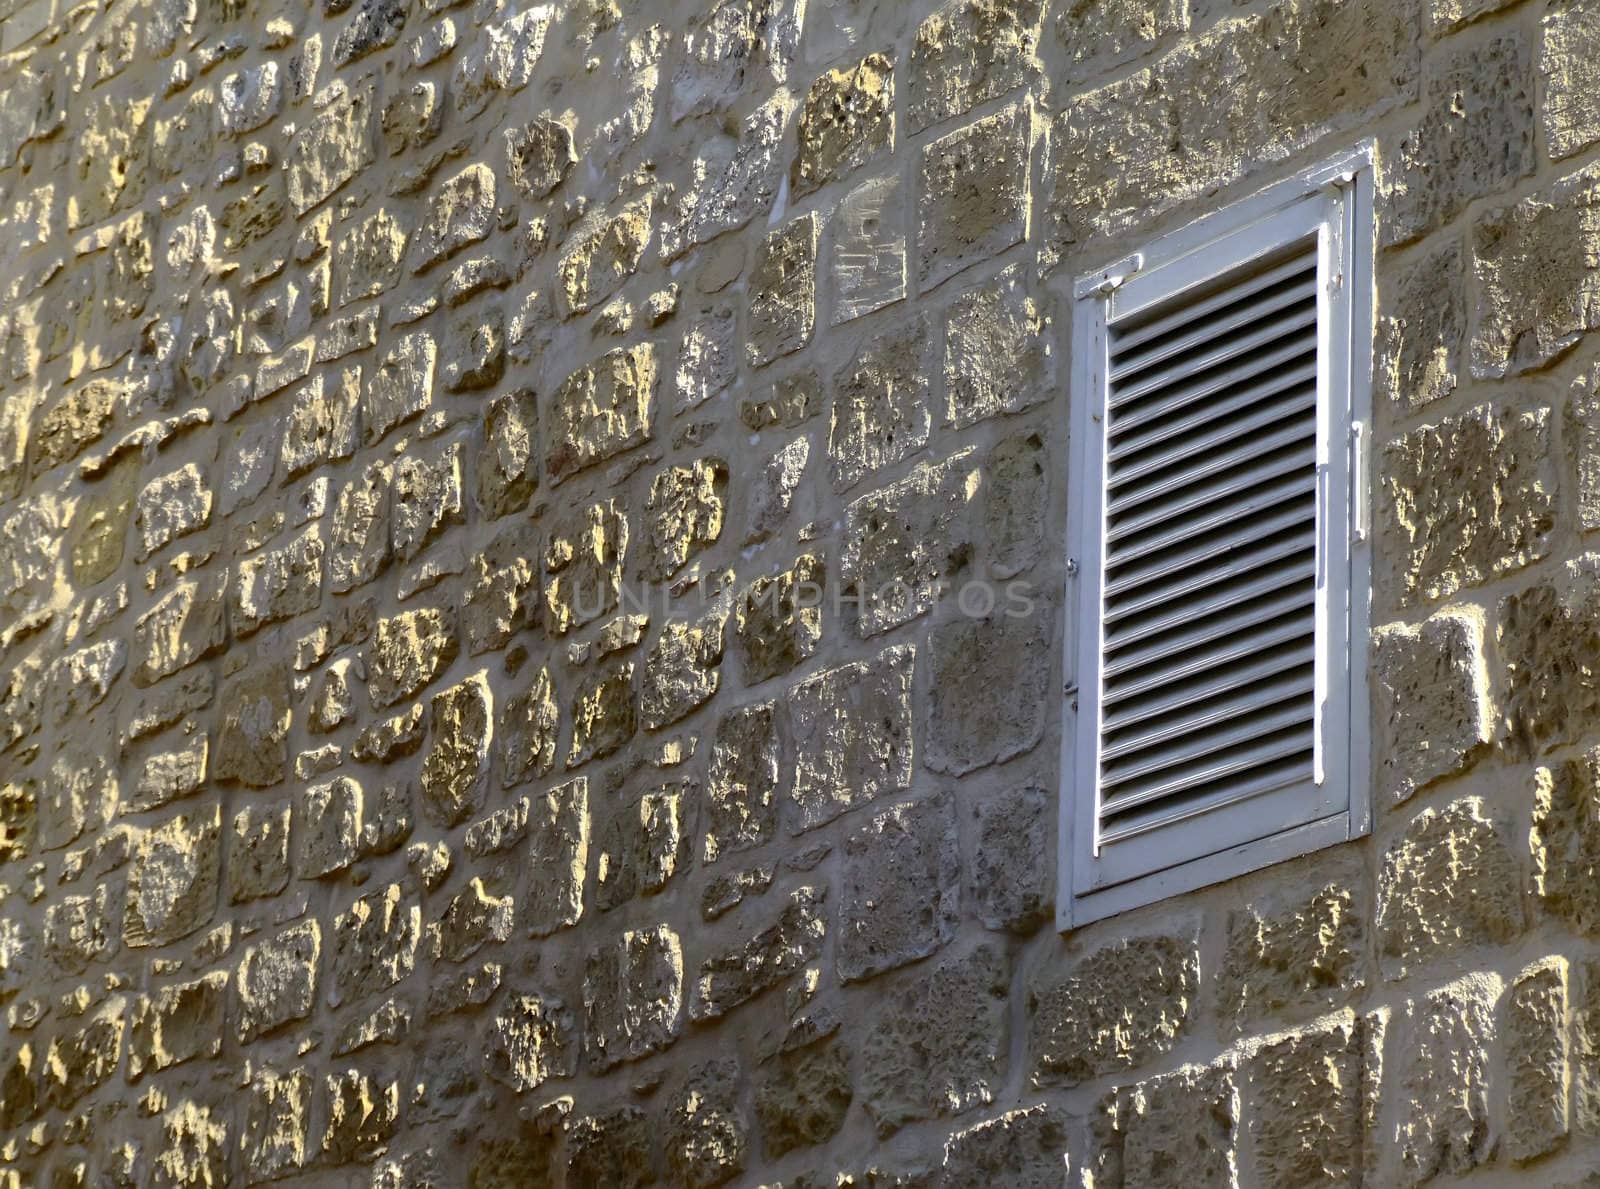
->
[1350,420,1368,543]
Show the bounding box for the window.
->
[1060,146,1374,928]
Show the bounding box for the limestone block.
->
[594,781,690,910]
[300,775,363,879]
[568,659,637,768]
[322,1068,400,1162]
[748,213,817,367]
[476,388,538,519]
[642,458,726,581]
[1377,238,1464,413]
[43,997,126,1109]
[918,101,1030,290]
[841,448,982,635]
[483,991,577,1093]
[368,606,457,709]
[1372,608,1492,807]
[409,162,496,273]
[525,777,588,936]
[229,802,291,904]
[787,644,913,833]
[330,883,420,1006]
[1504,958,1569,1163]
[1392,977,1498,1184]
[926,611,1049,774]
[838,791,959,982]
[583,924,684,1071]
[741,369,822,431]
[1532,749,1600,935]
[45,885,117,976]
[463,533,536,656]
[908,0,1042,132]
[332,0,407,66]
[1500,554,1600,755]
[128,971,227,1080]
[755,1039,852,1158]
[69,94,151,230]
[567,1104,656,1187]
[829,172,906,325]
[32,378,119,476]
[221,418,277,520]
[675,306,739,413]
[546,498,628,634]
[237,921,320,1043]
[219,61,282,136]
[392,438,465,561]
[944,263,1051,427]
[329,458,393,593]
[703,701,780,863]
[420,671,493,827]
[382,80,441,159]
[364,330,436,445]
[938,1104,1068,1189]
[860,942,1007,1136]
[1055,0,1184,82]
[1030,929,1199,1087]
[242,1069,312,1182]
[134,463,213,562]
[433,877,513,964]
[232,526,326,636]
[970,783,1052,933]
[672,0,802,122]
[286,80,374,215]
[338,208,407,307]
[673,92,793,252]
[745,436,810,545]
[40,751,116,852]
[793,53,893,197]
[126,804,221,948]
[453,5,554,117]
[499,666,559,789]
[505,115,575,199]
[1376,797,1524,979]
[1379,402,1554,604]
[829,314,934,492]
[737,554,823,684]
[544,343,657,484]
[640,613,725,731]
[666,1059,749,1187]
[557,192,654,317]
[1246,1016,1366,1187]
[133,573,228,687]
[1543,0,1600,161]
[1385,31,1534,246]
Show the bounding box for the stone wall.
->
[0,0,1597,1184]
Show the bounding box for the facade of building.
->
[0,0,1593,1183]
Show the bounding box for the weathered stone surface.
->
[392,439,465,561]
[1246,1017,1365,1188]
[557,192,654,318]
[328,459,392,593]
[369,606,458,709]
[525,778,588,936]
[420,671,492,827]
[477,388,538,519]
[1048,0,1417,254]
[829,315,934,492]
[409,163,496,273]
[299,775,363,879]
[861,942,1007,1135]
[545,344,657,484]
[703,701,780,862]
[755,1039,853,1158]
[1391,977,1498,1183]
[737,554,823,684]
[505,115,575,199]
[233,526,325,636]
[237,921,320,1043]
[748,214,817,367]
[692,885,826,1020]
[919,101,1030,289]
[322,1068,400,1162]
[568,659,637,768]
[330,883,421,1006]
[214,661,292,788]
[33,378,119,476]
[670,92,794,253]
[364,331,436,445]
[1504,958,1569,1163]
[1472,161,1600,377]
[926,611,1049,775]
[666,1059,749,1188]
[830,172,906,325]
[594,781,690,909]
[1031,929,1198,1087]
[133,574,228,687]
[484,990,578,1094]
[839,791,959,981]
[1377,797,1524,980]
[126,804,221,948]
[546,498,628,634]
[229,802,292,904]
[642,459,725,581]
[44,997,126,1110]
[584,925,683,1071]
[640,613,725,731]
[745,436,810,545]
[1544,0,1600,162]
[282,369,361,480]
[287,80,374,215]
[1532,749,1600,936]
[944,263,1050,427]
[1501,554,1600,754]
[841,448,982,635]
[242,1068,312,1182]
[1385,31,1534,247]
[788,645,913,833]
[908,1,1041,133]
[454,5,554,116]
[1090,1062,1239,1189]
[1377,239,1464,414]
[970,783,1052,933]
[1372,608,1492,807]
[433,877,513,964]
[499,666,559,789]
[128,970,227,1080]
[1380,402,1555,604]
[338,208,408,306]
[1056,0,1183,80]
[567,1103,656,1188]
[793,53,893,197]
[939,1104,1068,1189]
[134,463,213,562]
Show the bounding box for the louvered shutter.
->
[1062,153,1373,927]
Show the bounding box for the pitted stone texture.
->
[1048,0,1417,255]
[1385,31,1535,247]
[1504,958,1569,1164]
[745,436,811,545]
[1377,238,1464,414]
[584,925,684,1072]
[568,660,637,768]
[525,778,588,936]
[738,554,824,684]
[1101,1062,1239,1189]
[43,997,126,1110]
[918,101,1030,290]
[322,1068,400,1163]
[128,970,227,1080]
[926,611,1049,775]
[1030,929,1199,1087]
[237,921,320,1043]
[908,0,1042,133]
[704,700,780,862]
[567,1103,656,1188]
[483,990,578,1094]
[670,92,794,254]
[1377,797,1524,980]
[337,208,408,307]
[860,941,1007,1136]
[545,344,657,484]
[943,263,1051,427]
[793,53,893,197]
[505,115,575,199]
[409,163,496,273]
[300,776,363,879]
[842,448,982,636]
[329,459,393,593]
[749,213,817,367]
[233,526,325,637]
[133,574,228,687]
[330,883,421,1007]
[282,368,361,479]
[788,644,913,833]
[839,791,959,982]
[134,463,213,562]
[1380,402,1554,605]
[229,803,291,905]
[640,612,726,731]
[666,1059,749,1188]
[1500,554,1600,755]
[1372,608,1492,807]
[369,607,457,711]
[287,81,374,215]
[1544,0,1600,162]
[642,459,726,581]
[557,192,654,318]
[242,1068,312,1182]
[830,172,906,325]
[829,314,933,492]
[970,783,1052,933]
[454,5,554,116]
[420,671,493,828]
[1246,1016,1366,1188]
[692,885,826,1021]
[1472,161,1600,377]
[1532,749,1600,936]
[477,388,538,520]
[546,498,628,634]
[364,330,436,445]
[939,1104,1068,1189]
[1391,977,1498,1185]
[1218,871,1366,1037]
[1056,0,1184,81]
[1564,361,1600,534]
[756,1039,853,1158]
[499,666,559,790]
[214,662,292,788]
[594,781,690,910]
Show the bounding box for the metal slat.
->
[1101,669,1314,761]
[1103,624,1313,709]
[1104,587,1314,678]
[1109,385,1317,486]
[1097,754,1313,843]
[1110,273,1319,383]
[1107,457,1313,550]
[1106,552,1314,649]
[1108,336,1317,436]
[1101,701,1314,794]
[1101,645,1313,732]
[1109,361,1319,460]
[1110,250,1317,354]
[1109,304,1317,408]
[1104,517,1314,605]
[1108,416,1315,514]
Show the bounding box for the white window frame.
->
[1059,144,1375,930]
